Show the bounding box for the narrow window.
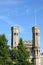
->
[37,50,38,56]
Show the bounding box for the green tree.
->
[12,38,32,65]
[0,34,13,65]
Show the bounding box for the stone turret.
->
[11,26,19,48]
[32,27,41,65]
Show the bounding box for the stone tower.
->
[32,27,41,65]
[11,26,19,48]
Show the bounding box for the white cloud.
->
[0,0,24,5]
[0,0,31,16]
[0,16,14,26]
[0,15,25,34]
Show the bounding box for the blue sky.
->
[0,0,43,52]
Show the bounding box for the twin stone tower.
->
[11,26,41,65]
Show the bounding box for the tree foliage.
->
[0,34,32,65]
[0,34,13,65]
[12,38,32,65]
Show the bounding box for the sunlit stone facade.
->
[11,26,41,65]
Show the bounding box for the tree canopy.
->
[12,38,32,65]
[0,34,13,65]
[0,34,32,65]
